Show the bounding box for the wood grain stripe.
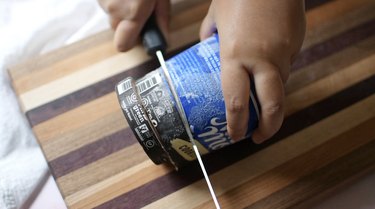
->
[33,93,120,144]
[43,110,126,161]
[57,143,148,197]
[245,135,375,209]
[26,58,156,127]
[303,0,375,50]
[286,35,375,94]
[50,128,137,178]
[20,46,151,112]
[67,161,172,209]
[93,76,375,209]
[292,18,375,71]
[26,18,374,128]
[8,30,113,80]
[15,42,117,94]
[268,75,375,146]
[286,53,375,116]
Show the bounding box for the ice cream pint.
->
[116,34,259,169]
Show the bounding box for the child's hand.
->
[200,0,306,143]
[98,0,170,51]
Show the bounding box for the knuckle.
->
[222,38,246,59]
[226,97,247,114]
[106,0,121,14]
[129,1,142,19]
[116,43,129,52]
[106,4,116,14]
[106,0,139,19]
[262,101,283,116]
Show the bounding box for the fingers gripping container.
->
[116,34,259,169]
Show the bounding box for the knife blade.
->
[141,14,221,209]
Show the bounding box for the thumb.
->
[199,4,216,40]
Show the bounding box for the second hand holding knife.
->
[140,14,221,209]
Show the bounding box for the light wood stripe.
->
[246,149,375,209]
[144,94,375,208]
[57,143,148,197]
[286,36,375,94]
[33,93,119,145]
[303,0,375,50]
[8,30,113,80]
[15,42,117,94]
[66,160,172,209]
[44,109,126,161]
[19,47,149,111]
[286,53,375,116]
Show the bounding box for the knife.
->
[141,14,221,209]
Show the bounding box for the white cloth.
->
[0,1,109,208]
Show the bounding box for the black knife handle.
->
[141,14,167,55]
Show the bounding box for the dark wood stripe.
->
[25,1,360,127]
[94,75,375,209]
[292,18,375,71]
[305,0,333,11]
[286,36,375,94]
[49,128,137,178]
[246,134,375,209]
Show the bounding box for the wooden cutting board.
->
[8,0,375,208]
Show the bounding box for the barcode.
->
[137,75,161,94]
[117,79,132,95]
